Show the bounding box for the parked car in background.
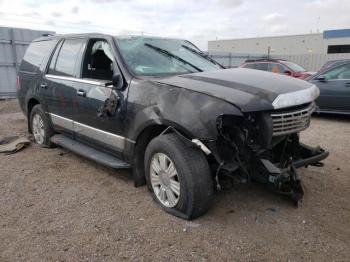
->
[318,59,350,72]
[240,59,315,79]
[307,60,350,115]
[17,33,328,219]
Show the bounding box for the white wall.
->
[208,51,350,71]
[272,53,350,71]
[208,33,350,55]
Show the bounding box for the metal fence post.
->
[229,52,232,68]
[10,28,19,73]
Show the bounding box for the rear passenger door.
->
[43,38,86,134]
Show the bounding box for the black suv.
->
[18,33,328,219]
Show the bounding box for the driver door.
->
[72,37,128,156]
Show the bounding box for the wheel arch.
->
[130,120,198,187]
[27,97,41,133]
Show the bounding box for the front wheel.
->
[144,133,214,220]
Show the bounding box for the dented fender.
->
[126,78,243,142]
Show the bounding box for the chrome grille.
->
[271,103,315,136]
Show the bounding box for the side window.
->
[21,40,57,73]
[49,38,85,77]
[242,63,256,69]
[48,41,63,74]
[323,63,350,80]
[81,39,114,81]
[254,63,268,71]
[268,63,285,74]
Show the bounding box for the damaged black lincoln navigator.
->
[17,34,328,219]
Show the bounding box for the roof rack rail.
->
[244,57,286,63]
[41,33,55,37]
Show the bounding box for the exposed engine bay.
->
[209,102,328,205]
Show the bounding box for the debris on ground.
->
[0,136,30,154]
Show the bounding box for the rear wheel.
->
[145,133,214,220]
[30,104,54,147]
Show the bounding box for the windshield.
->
[283,61,307,72]
[114,36,222,76]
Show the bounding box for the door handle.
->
[77,89,87,97]
[345,82,350,88]
[40,82,48,89]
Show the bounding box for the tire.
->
[144,133,214,220]
[29,104,55,148]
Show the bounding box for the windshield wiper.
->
[181,45,225,69]
[144,43,203,72]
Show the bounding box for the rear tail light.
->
[16,76,21,91]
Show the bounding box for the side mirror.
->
[283,70,292,76]
[105,73,124,90]
[316,75,327,82]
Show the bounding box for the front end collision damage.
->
[127,78,328,205]
[199,108,328,205]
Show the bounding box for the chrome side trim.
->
[50,113,74,131]
[74,121,126,150]
[48,113,135,152]
[45,74,105,86]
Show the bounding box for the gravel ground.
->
[0,99,349,261]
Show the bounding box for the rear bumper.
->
[293,143,329,168]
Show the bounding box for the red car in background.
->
[240,59,315,80]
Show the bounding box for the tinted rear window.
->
[20,40,57,72]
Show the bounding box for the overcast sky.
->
[0,0,349,50]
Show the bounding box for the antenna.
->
[42,33,55,37]
[316,16,320,33]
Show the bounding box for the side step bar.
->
[50,134,131,169]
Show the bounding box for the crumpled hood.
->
[154,68,317,112]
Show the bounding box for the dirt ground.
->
[0,99,349,262]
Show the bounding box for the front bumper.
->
[293,143,329,168]
[258,143,329,204]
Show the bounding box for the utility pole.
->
[267,46,271,59]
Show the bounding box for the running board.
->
[50,134,131,169]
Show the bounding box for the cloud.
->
[90,0,119,3]
[0,0,349,50]
[304,0,350,30]
[51,12,62,18]
[261,13,285,24]
[260,13,289,34]
[71,6,79,14]
[217,0,243,7]
[45,20,56,26]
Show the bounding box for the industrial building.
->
[208,29,350,71]
[208,29,350,55]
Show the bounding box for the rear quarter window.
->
[20,40,57,73]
